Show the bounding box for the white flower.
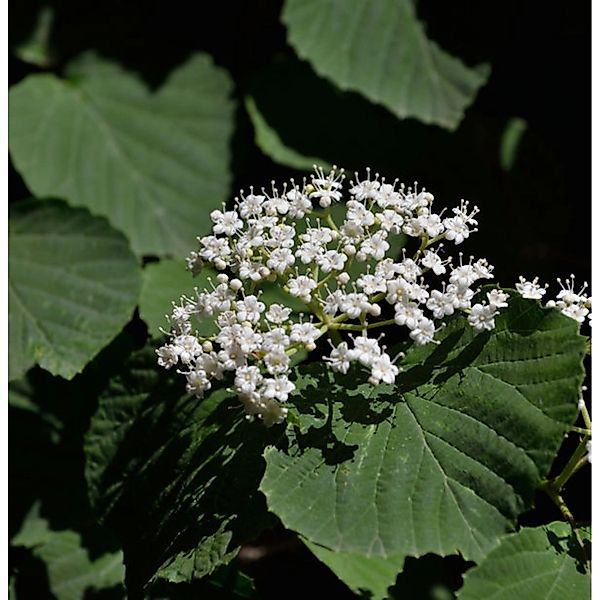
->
[487,289,509,309]
[263,328,290,350]
[290,322,320,349]
[340,292,371,319]
[356,273,386,295]
[210,209,243,235]
[237,194,265,218]
[340,220,365,241]
[421,249,447,275]
[516,276,547,300]
[235,296,265,323]
[186,369,211,397]
[261,376,295,402]
[370,353,399,385]
[409,318,436,345]
[417,211,444,238]
[587,440,592,463]
[347,201,376,227]
[468,303,497,332]
[199,236,231,262]
[376,183,402,208]
[350,178,380,201]
[286,189,312,218]
[238,261,269,282]
[317,250,347,273]
[264,194,290,215]
[397,258,422,282]
[173,335,202,364]
[296,242,324,265]
[287,275,317,302]
[394,302,424,329]
[378,209,404,233]
[359,232,389,261]
[235,366,263,395]
[560,303,589,323]
[156,345,178,369]
[326,342,353,374]
[263,348,291,375]
[265,304,292,324]
[350,335,381,366]
[323,289,346,316]
[426,290,456,319]
[259,398,289,427]
[267,248,295,274]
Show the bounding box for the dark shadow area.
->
[84,347,285,597]
[392,554,474,600]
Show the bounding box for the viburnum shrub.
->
[157,166,591,425]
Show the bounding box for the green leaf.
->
[37,530,124,600]
[9,52,234,257]
[260,296,585,563]
[139,260,218,338]
[303,538,402,599]
[244,96,331,171]
[84,346,279,593]
[12,507,124,600]
[13,5,55,67]
[282,0,489,130]
[500,117,528,171]
[9,200,141,381]
[457,522,590,600]
[246,59,439,176]
[148,564,257,599]
[12,502,53,548]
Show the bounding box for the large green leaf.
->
[260,297,585,563]
[9,200,140,381]
[457,522,590,600]
[282,0,489,129]
[9,52,234,257]
[303,538,402,599]
[84,346,279,593]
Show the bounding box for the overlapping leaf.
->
[9,52,234,257]
[244,96,331,171]
[303,539,402,600]
[139,260,218,338]
[9,200,140,381]
[84,347,279,593]
[12,504,125,600]
[282,0,489,129]
[260,297,585,564]
[457,522,591,600]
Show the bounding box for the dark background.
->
[9,1,591,598]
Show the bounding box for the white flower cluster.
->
[515,274,592,324]
[157,166,589,426]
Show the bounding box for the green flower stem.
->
[335,318,396,331]
[542,483,589,565]
[570,425,592,435]
[412,234,430,259]
[325,213,339,232]
[580,402,592,430]
[550,434,590,492]
[328,328,343,345]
